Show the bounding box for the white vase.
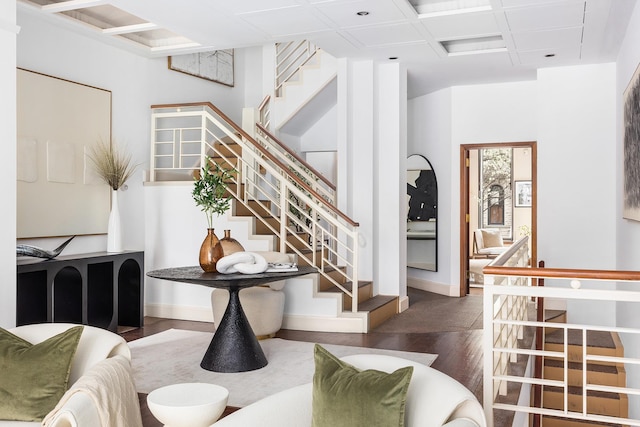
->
[107,189,123,252]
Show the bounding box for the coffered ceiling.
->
[17,0,637,97]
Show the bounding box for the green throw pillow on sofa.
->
[0,325,83,421]
[312,344,413,427]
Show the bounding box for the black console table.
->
[147,265,316,373]
[17,251,144,332]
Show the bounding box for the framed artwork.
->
[514,180,532,207]
[623,62,640,221]
[16,68,111,238]
[168,49,234,87]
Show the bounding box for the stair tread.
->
[358,295,397,312]
[322,281,372,293]
[545,385,625,399]
[544,358,620,374]
[545,309,566,322]
[545,329,616,349]
[542,415,619,426]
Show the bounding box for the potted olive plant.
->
[192,157,235,272]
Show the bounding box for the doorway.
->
[459,142,537,296]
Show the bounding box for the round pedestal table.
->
[147,265,316,372]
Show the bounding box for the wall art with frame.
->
[16,68,111,238]
[168,49,234,87]
[624,62,640,222]
[514,180,532,207]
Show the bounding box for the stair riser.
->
[544,344,620,365]
[211,142,241,158]
[296,249,329,267]
[542,390,628,417]
[253,218,281,235]
[341,284,373,310]
[367,299,398,330]
[543,365,625,387]
[541,416,618,427]
[317,269,347,290]
[233,200,272,218]
[210,156,239,169]
[279,233,310,251]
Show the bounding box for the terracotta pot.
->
[199,228,224,272]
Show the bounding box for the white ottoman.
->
[147,383,229,427]
[211,286,285,339]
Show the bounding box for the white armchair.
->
[2,323,137,427]
[214,354,486,427]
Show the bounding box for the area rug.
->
[129,329,437,407]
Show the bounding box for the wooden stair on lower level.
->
[229,197,398,331]
[536,319,627,427]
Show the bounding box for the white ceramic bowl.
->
[147,382,229,427]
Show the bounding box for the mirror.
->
[407,154,437,271]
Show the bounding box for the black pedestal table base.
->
[200,287,267,372]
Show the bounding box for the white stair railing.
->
[275,40,319,97]
[482,252,640,427]
[150,102,361,313]
[254,122,336,207]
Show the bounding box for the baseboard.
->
[407,276,459,296]
[146,303,368,333]
[398,295,409,312]
[282,313,367,333]
[145,304,214,323]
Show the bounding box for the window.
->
[479,148,512,238]
[488,185,504,225]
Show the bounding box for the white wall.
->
[375,62,407,297]
[407,88,453,293]
[0,2,18,327]
[616,0,640,419]
[538,64,617,326]
[300,105,337,152]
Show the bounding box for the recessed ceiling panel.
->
[516,45,581,65]
[512,27,583,51]
[346,23,425,47]
[420,11,500,39]
[239,7,331,37]
[316,0,407,28]
[118,28,194,48]
[219,0,300,15]
[440,35,505,54]
[409,0,491,15]
[505,1,585,32]
[59,5,147,30]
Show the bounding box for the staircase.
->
[207,136,398,332]
[535,310,628,427]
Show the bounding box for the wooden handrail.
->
[258,95,271,112]
[256,123,336,191]
[483,265,640,281]
[151,102,358,227]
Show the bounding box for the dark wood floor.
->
[122,288,486,427]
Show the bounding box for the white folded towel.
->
[216,252,269,274]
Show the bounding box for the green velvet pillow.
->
[312,344,413,427]
[0,325,83,421]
